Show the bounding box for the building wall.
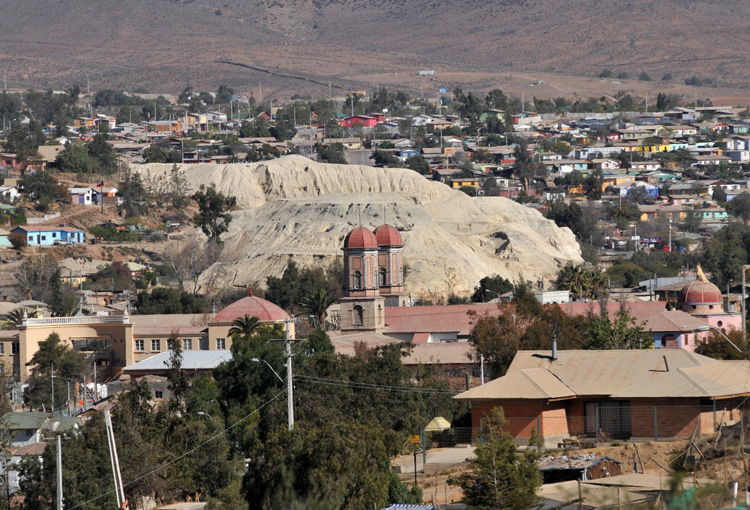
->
[18,319,133,382]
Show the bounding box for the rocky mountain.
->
[139,156,582,299]
[1,0,749,93]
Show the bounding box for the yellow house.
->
[639,204,686,222]
[450,178,480,189]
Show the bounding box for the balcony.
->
[22,315,130,326]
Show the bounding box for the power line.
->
[294,374,457,394]
[67,389,287,510]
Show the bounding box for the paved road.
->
[395,446,476,474]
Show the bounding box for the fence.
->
[427,402,750,448]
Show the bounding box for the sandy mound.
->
[137,156,582,298]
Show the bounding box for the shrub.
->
[9,232,26,249]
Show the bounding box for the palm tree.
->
[299,288,337,329]
[0,307,39,330]
[228,314,261,338]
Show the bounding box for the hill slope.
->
[140,156,582,298]
[1,0,750,94]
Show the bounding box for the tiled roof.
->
[385,303,500,336]
[210,296,289,324]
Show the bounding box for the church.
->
[338,224,408,333]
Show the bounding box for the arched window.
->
[353,271,362,290]
[379,268,387,287]
[353,305,364,327]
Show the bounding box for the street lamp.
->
[249,358,284,383]
[693,324,750,362]
[197,411,212,419]
[51,375,73,417]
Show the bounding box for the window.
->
[11,342,19,355]
[183,338,192,350]
[217,338,226,349]
[135,340,144,351]
[0,343,4,355]
[379,268,387,287]
[52,232,57,238]
[41,236,46,241]
[154,390,163,400]
[199,337,208,350]
[151,339,161,351]
[353,271,362,290]
[717,320,724,327]
[167,339,174,350]
[353,305,364,327]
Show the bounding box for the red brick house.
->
[455,349,749,446]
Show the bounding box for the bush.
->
[8,232,26,249]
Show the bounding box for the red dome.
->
[374,224,403,247]
[210,295,290,324]
[678,280,723,305]
[343,226,378,249]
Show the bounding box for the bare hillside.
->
[1,0,750,95]
[139,156,582,298]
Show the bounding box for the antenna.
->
[358,207,362,227]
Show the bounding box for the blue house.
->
[11,226,85,246]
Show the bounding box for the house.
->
[450,178,480,189]
[0,412,49,446]
[454,349,750,446]
[0,186,19,202]
[96,186,119,205]
[68,187,95,205]
[11,226,85,246]
[0,228,11,248]
[341,115,378,128]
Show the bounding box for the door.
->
[584,401,632,438]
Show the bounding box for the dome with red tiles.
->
[210,291,290,324]
[373,224,403,247]
[343,226,378,249]
[678,280,723,305]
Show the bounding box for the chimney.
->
[551,335,558,361]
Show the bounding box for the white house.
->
[68,187,95,205]
[0,186,19,202]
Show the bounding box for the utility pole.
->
[56,435,63,510]
[51,362,55,415]
[105,411,127,509]
[285,319,294,431]
[743,265,749,340]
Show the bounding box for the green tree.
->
[513,139,546,191]
[555,263,607,300]
[228,314,261,338]
[25,332,85,411]
[192,184,237,243]
[55,141,91,174]
[694,330,750,360]
[166,332,188,415]
[405,155,430,174]
[143,144,167,163]
[582,309,652,350]
[87,134,118,174]
[118,167,148,218]
[299,288,337,328]
[265,260,343,315]
[19,172,68,211]
[372,149,400,167]
[318,143,347,164]
[713,186,727,203]
[728,192,750,223]
[134,288,208,314]
[449,407,542,510]
[471,275,514,302]
[2,122,45,154]
[216,84,234,104]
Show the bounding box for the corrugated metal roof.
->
[0,412,48,430]
[402,343,474,365]
[539,455,623,471]
[457,368,575,401]
[507,350,710,397]
[124,350,231,372]
[457,350,749,401]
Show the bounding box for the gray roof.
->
[123,350,231,372]
[0,412,48,430]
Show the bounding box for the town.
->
[1,80,750,510]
